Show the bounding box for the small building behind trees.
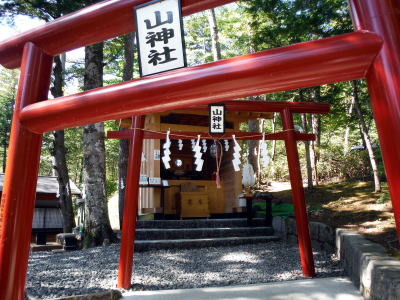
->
[0,174,81,243]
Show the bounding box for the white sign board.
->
[209,104,225,134]
[135,0,187,77]
[149,177,162,185]
[154,149,160,160]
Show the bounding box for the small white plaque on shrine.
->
[154,149,160,160]
[139,175,149,185]
[149,177,162,185]
[135,0,187,77]
[209,104,225,134]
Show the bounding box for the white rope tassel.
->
[194,135,204,171]
[162,130,171,169]
[232,134,241,172]
[260,132,270,169]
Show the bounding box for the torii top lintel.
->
[0,0,384,136]
[0,0,236,69]
[107,100,330,141]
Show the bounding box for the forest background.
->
[0,0,389,247]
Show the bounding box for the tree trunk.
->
[352,80,381,192]
[269,113,277,179]
[343,96,355,153]
[50,55,76,233]
[247,119,260,181]
[247,96,261,181]
[302,114,313,190]
[299,88,313,189]
[83,42,115,247]
[207,8,222,61]
[310,86,321,185]
[118,32,135,228]
[53,130,76,232]
[311,115,320,185]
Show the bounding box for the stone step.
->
[30,243,63,252]
[134,235,280,252]
[136,218,267,229]
[135,226,274,240]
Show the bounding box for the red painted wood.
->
[281,108,315,278]
[0,0,235,69]
[117,116,145,289]
[188,100,330,114]
[349,0,400,240]
[0,43,52,300]
[107,130,316,141]
[20,31,381,133]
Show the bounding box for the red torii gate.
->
[0,0,398,299]
[107,100,330,288]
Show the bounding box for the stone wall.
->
[272,216,336,253]
[336,229,400,300]
[273,216,400,299]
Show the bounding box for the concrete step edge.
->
[135,236,280,244]
[133,236,281,251]
[135,226,273,232]
[136,218,267,228]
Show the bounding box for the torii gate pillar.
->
[117,116,145,289]
[0,43,52,300]
[349,0,400,239]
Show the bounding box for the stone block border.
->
[273,216,400,299]
[273,216,336,252]
[337,229,400,300]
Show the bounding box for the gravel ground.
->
[26,242,343,299]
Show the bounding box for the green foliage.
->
[184,5,254,64]
[38,132,54,176]
[0,67,18,171]
[105,177,117,199]
[377,193,390,204]
[0,0,89,22]
[104,121,119,198]
[242,0,352,49]
[184,12,213,65]
[65,127,84,185]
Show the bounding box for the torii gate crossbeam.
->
[0,0,399,299]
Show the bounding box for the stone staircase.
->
[133,218,280,251]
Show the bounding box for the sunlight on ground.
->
[108,192,120,230]
[219,252,261,263]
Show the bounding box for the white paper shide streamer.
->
[260,133,270,168]
[232,135,241,172]
[141,152,147,162]
[162,130,171,169]
[194,135,204,171]
[224,139,229,152]
[191,139,195,152]
[202,139,207,153]
[178,139,183,151]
